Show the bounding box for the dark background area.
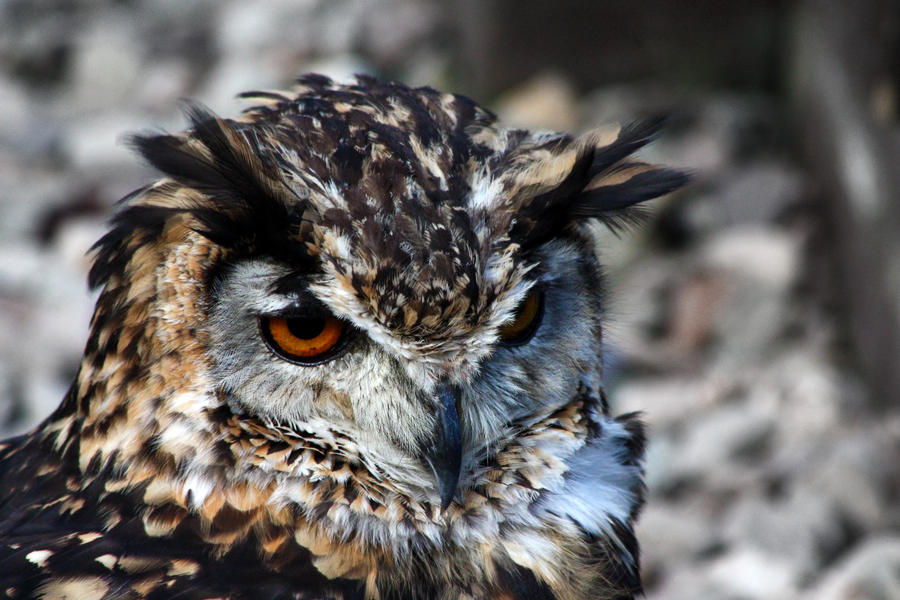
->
[1,1,898,597]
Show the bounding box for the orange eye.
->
[498,290,543,346]
[260,315,347,365]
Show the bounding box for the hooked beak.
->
[421,380,463,511]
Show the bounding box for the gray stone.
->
[60,111,154,171]
[650,545,801,600]
[194,55,286,116]
[357,0,440,63]
[637,502,715,572]
[700,226,800,290]
[803,537,900,600]
[699,227,802,373]
[705,546,800,599]
[215,0,318,58]
[69,16,144,109]
[0,239,94,435]
[0,74,31,142]
[614,377,713,432]
[722,488,841,576]
[792,428,899,533]
[669,402,775,484]
[712,162,804,226]
[0,166,71,241]
[133,59,194,112]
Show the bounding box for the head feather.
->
[510,117,690,248]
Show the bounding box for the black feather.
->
[589,116,667,178]
[570,168,692,217]
[496,564,557,600]
[515,119,690,248]
[129,132,223,190]
[595,206,653,238]
[92,104,317,291]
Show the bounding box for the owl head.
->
[75,74,685,537]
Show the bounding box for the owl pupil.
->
[287,317,326,339]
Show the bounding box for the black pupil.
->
[287,317,326,340]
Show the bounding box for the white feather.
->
[532,418,641,535]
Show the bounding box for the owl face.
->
[205,235,602,502]
[84,74,685,514]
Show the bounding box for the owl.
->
[0,74,687,599]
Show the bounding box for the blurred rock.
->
[133,59,194,111]
[0,74,31,142]
[400,49,451,89]
[581,85,674,129]
[53,216,107,274]
[803,537,900,600]
[356,0,441,64]
[722,488,843,576]
[215,0,317,59]
[706,546,800,599]
[714,162,805,225]
[670,402,775,484]
[637,502,715,571]
[0,7,73,89]
[615,377,715,431]
[651,544,801,600]
[196,55,288,115]
[69,15,144,109]
[701,226,800,291]
[61,111,152,171]
[766,344,849,434]
[495,72,580,132]
[0,239,94,435]
[665,271,729,356]
[792,428,900,533]
[701,227,802,372]
[650,567,728,600]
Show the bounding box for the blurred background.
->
[1,0,899,597]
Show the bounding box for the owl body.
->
[0,75,685,599]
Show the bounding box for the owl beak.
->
[422,380,463,511]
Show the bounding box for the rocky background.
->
[1,1,899,598]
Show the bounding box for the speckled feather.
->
[0,75,685,599]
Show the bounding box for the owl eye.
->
[259,315,348,365]
[498,290,544,346]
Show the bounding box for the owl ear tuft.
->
[81,105,315,294]
[586,116,668,179]
[570,117,691,224]
[127,104,306,259]
[129,103,287,219]
[570,161,691,235]
[514,118,690,246]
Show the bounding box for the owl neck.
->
[36,359,643,599]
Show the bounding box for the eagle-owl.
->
[0,75,687,599]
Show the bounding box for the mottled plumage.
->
[0,75,687,599]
